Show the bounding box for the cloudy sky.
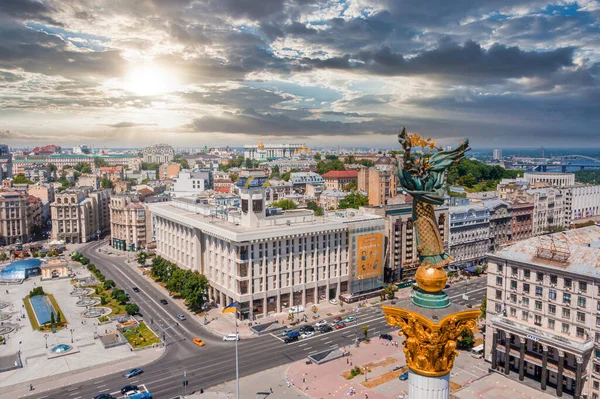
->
[1,0,599,149]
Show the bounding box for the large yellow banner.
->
[356,233,383,279]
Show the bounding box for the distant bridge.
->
[514,154,600,172]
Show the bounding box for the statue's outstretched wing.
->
[427,139,470,171]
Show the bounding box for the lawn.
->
[91,286,127,316]
[121,322,160,349]
[23,294,68,332]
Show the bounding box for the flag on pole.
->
[222,302,237,314]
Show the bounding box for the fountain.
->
[76,297,100,307]
[70,288,93,297]
[0,313,10,321]
[0,301,9,309]
[51,344,73,354]
[0,323,17,335]
[82,307,111,318]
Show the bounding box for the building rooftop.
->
[321,170,358,179]
[491,225,600,277]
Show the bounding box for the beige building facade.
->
[0,190,30,246]
[109,195,150,251]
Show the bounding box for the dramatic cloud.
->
[0,0,599,147]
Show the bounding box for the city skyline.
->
[1,1,600,148]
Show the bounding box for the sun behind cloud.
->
[122,63,180,96]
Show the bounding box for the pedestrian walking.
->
[29,384,33,391]
[270,387,273,393]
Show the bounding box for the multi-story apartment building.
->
[319,190,348,210]
[0,190,29,245]
[158,163,181,180]
[509,201,534,242]
[485,226,600,399]
[448,204,490,266]
[0,144,12,181]
[50,188,111,243]
[290,172,324,193]
[357,156,398,206]
[170,169,213,198]
[568,184,600,221]
[23,166,51,183]
[361,202,449,282]
[147,178,385,319]
[76,174,100,190]
[264,158,316,173]
[109,194,150,251]
[322,170,358,191]
[484,199,512,252]
[143,144,175,164]
[99,166,124,182]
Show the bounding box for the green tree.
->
[47,163,58,174]
[306,201,324,216]
[358,159,375,167]
[12,174,34,184]
[343,181,358,191]
[103,280,116,290]
[343,155,356,164]
[0,252,8,262]
[281,171,291,182]
[384,283,398,300]
[74,162,92,174]
[181,271,210,312]
[270,165,280,178]
[111,289,125,299]
[362,325,369,340]
[101,177,113,189]
[126,304,140,315]
[311,305,318,314]
[480,293,487,320]
[94,157,109,168]
[316,159,345,175]
[141,162,160,171]
[56,312,62,324]
[137,252,148,265]
[50,311,55,325]
[166,267,187,294]
[115,291,129,305]
[313,152,322,161]
[271,199,298,210]
[325,155,338,160]
[339,192,368,209]
[180,159,190,169]
[457,329,475,350]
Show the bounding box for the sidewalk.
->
[0,346,165,399]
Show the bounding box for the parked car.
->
[94,394,115,399]
[121,384,139,394]
[379,333,393,341]
[192,338,205,347]
[301,331,315,339]
[315,320,328,328]
[281,328,294,336]
[329,299,339,305]
[344,316,356,323]
[299,324,314,333]
[333,316,343,323]
[399,371,409,381]
[123,368,143,378]
[125,393,152,399]
[160,299,168,305]
[319,325,333,333]
[334,322,346,329]
[223,334,240,341]
[284,335,299,344]
[132,287,140,293]
[176,314,186,321]
[286,330,300,339]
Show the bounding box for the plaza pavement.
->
[0,257,165,397]
[451,372,558,399]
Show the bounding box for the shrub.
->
[100,295,108,305]
[30,287,45,297]
[103,280,115,290]
[40,253,46,258]
[126,304,139,315]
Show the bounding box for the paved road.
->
[31,242,487,399]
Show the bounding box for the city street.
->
[24,241,487,399]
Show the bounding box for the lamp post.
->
[364,366,368,382]
[354,308,359,345]
[70,328,74,344]
[44,334,49,349]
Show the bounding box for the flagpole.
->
[235,308,239,399]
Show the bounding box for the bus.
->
[471,344,484,358]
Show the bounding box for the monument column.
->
[574,356,583,399]
[541,345,549,390]
[518,336,526,381]
[556,350,565,397]
[491,329,499,370]
[504,332,511,375]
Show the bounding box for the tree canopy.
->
[271,199,298,210]
[575,170,600,184]
[94,157,109,167]
[306,201,324,216]
[447,158,522,190]
[339,191,368,209]
[12,174,34,184]
[151,256,210,312]
[316,159,345,175]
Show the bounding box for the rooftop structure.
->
[142,143,174,164]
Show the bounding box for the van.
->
[471,344,484,358]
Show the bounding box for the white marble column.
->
[408,370,450,399]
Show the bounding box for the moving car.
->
[193,338,205,347]
[329,299,339,305]
[176,314,186,321]
[126,393,152,399]
[132,287,140,293]
[160,299,168,305]
[281,329,294,336]
[301,331,315,339]
[399,371,409,381]
[379,333,393,341]
[315,320,328,328]
[319,325,333,333]
[94,394,115,399]
[334,322,346,329]
[120,384,139,394]
[123,368,143,378]
[284,335,299,344]
[223,334,240,341]
[298,325,314,333]
[344,316,356,323]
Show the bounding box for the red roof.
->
[321,170,358,179]
[215,186,231,193]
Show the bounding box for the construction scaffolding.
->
[535,235,571,263]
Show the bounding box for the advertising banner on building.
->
[356,233,383,279]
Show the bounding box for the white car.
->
[289,305,304,314]
[315,320,328,328]
[329,299,339,305]
[301,331,315,339]
[223,334,240,341]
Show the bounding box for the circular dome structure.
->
[375,155,393,165]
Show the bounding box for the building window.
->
[562,323,570,334]
[549,289,557,300]
[495,290,502,300]
[522,311,529,320]
[496,276,503,286]
[595,363,600,373]
[596,316,600,328]
[594,381,599,390]
[536,272,544,282]
[580,281,587,293]
[548,304,556,314]
[510,307,517,317]
[511,266,518,277]
[535,315,542,326]
[563,308,570,319]
[563,293,571,304]
[577,312,586,323]
[548,319,555,329]
[523,283,530,294]
[497,264,503,273]
[523,297,529,307]
[495,303,502,313]
[578,296,587,308]
[510,280,517,290]
[596,333,600,343]
[524,269,530,279]
[564,278,572,289]
[550,275,558,285]
[535,300,542,310]
[510,293,517,304]
[535,286,543,297]
[577,327,585,338]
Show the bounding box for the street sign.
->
[526,334,539,342]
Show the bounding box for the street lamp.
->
[44,334,49,349]
[70,329,74,344]
[363,366,368,382]
[354,308,359,345]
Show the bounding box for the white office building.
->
[169,169,213,198]
[148,177,385,319]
